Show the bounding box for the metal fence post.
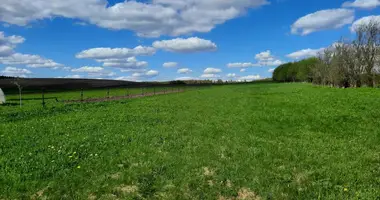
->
[81,88,84,102]
[42,89,45,108]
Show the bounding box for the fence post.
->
[141,87,144,95]
[81,88,84,102]
[42,89,46,108]
[126,87,129,97]
[154,87,156,95]
[107,88,110,99]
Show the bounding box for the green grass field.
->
[1,83,379,199]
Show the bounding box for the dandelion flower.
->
[344,188,348,192]
[77,166,81,169]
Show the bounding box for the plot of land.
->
[1,83,379,199]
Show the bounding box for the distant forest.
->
[273,21,380,88]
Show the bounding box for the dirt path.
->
[64,90,185,103]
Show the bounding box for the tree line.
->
[273,21,380,88]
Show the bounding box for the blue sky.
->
[0,0,379,81]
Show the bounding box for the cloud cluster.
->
[153,37,217,53]
[163,62,178,68]
[228,50,283,69]
[1,66,31,77]
[76,46,156,59]
[177,68,193,74]
[286,48,325,59]
[0,0,269,37]
[343,0,380,9]
[291,9,355,35]
[71,66,116,78]
[200,67,222,78]
[0,32,25,57]
[0,32,64,69]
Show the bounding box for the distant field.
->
[1,83,379,199]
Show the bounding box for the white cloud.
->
[350,15,380,32]
[200,74,221,78]
[227,73,237,78]
[240,69,246,72]
[153,37,217,53]
[177,68,193,74]
[71,66,116,78]
[163,62,178,68]
[64,75,82,79]
[175,76,199,80]
[0,0,269,37]
[343,0,380,9]
[286,48,325,59]
[238,75,262,81]
[227,62,259,68]
[0,32,25,57]
[76,46,156,59]
[72,66,104,73]
[0,53,63,69]
[132,70,159,78]
[291,9,355,35]
[228,50,283,68]
[1,66,31,77]
[204,67,222,74]
[255,50,274,61]
[268,68,275,73]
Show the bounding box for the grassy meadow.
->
[0,83,379,199]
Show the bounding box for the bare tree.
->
[354,20,380,87]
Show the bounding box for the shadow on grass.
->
[7,97,59,101]
[0,103,19,106]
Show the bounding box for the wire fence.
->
[1,84,211,108]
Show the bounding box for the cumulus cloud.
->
[163,62,178,68]
[291,9,355,35]
[200,74,221,78]
[204,67,222,74]
[350,15,380,32]
[76,46,152,70]
[240,69,246,72]
[64,75,82,79]
[0,32,25,57]
[343,0,380,9]
[153,37,217,53]
[1,66,31,77]
[286,48,325,59]
[268,68,275,73]
[0,53,63,69]
[0,0,269,37]
[227,62,259,68]
[177,68,193,74]
[175,76,199,80]
[71,66,116,78]
[76,46,156,59]
[227,73,237,78]
[228,50,283,69]
[238,75,262,81]
[132,70,159,78]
